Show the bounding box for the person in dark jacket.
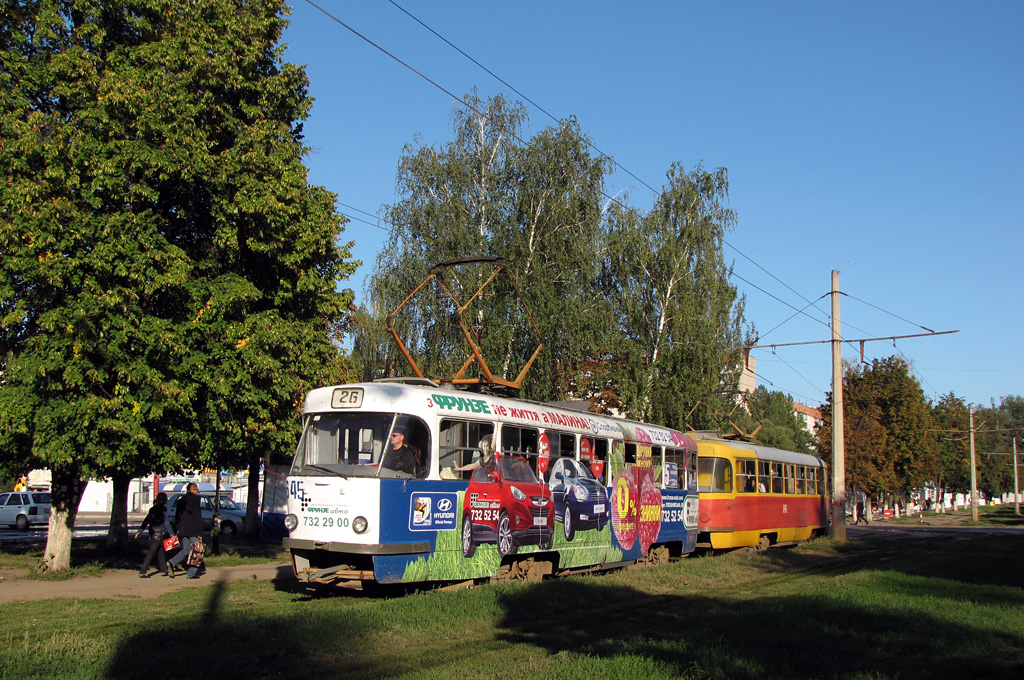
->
[167,483,204,579]
[136,492,173,578]
[384,427,424,476]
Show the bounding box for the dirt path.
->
[0,562,292,604]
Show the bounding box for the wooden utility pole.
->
[830,270,847,541]
[969,406,979,522]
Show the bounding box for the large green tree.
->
[931,392,972,499]
[817,357,938,497]
[356,93,612,402]
[601,164,747,429]
[0,0,356,568]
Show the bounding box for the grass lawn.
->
[1,517,1022,680]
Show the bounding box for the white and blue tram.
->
[283,379,700,586]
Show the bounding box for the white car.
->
[0,491,52,531]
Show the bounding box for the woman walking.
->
[136,492,173,578]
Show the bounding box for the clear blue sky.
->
[281,1,1022,409]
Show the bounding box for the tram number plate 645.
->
[331,388,364,409]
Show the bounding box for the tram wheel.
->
[650,545,670,565]
[755,535,771,552]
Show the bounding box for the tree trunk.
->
[105,471,131,551]
[244,451,264,540]
[43,467,88,572]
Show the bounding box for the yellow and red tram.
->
[694,434,828,551]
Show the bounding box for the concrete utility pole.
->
[830,270,847,541]
[969,407,979,522]
[1015,438,1021,516]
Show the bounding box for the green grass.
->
[886,503,1024,527]
[2,529,1022,679]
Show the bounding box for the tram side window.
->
[559,432,576,458]
[663,447,684,489]
[624,443,637,465]
[592,438,609,484]
[785,464,796,494]
[438,419,495,481]
[796,466,806,494]
[736,459,757,493]
[544,430,576,460]
[502,425,540,475]
[771,462,784,494]
[688,449,698,489]
[757,461,770,492]
[697,457,733,493]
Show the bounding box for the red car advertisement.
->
[462,452,554,558]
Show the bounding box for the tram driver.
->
[382,425,425,476]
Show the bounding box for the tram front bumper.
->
[284,537,432,584]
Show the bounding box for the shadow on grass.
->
[979,506,1024,527]
[491,534,1024,680]
[102,578,409,680]
[98,533,1024,680]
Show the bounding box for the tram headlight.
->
[352,516,369,534]
[284,514,298,532]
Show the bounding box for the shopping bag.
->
[185,537,205,567]
[163,535,181,552]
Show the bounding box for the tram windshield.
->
[291,413,429,479]
[697,456,733,493]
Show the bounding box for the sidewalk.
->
[0,562,293,604]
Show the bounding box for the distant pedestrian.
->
[167,483,204,579]
[136,492,173,578]
[854,499,868,525]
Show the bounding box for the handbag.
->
[163,535,181,552]
[185,537,205,567]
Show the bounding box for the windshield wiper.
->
[303,464,349,479]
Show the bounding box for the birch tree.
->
[357,93,612,402]
[602,164,747,428]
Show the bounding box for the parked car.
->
[461,452,553,558]
[0,491,52,531]
[167,493,247,535]
[546,457,609,541]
